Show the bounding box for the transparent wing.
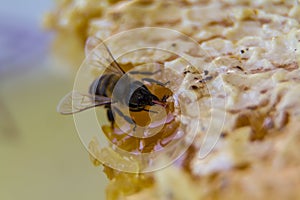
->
[85,36,125,75]
[57,91,112,115]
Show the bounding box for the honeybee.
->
[57,38,169,130]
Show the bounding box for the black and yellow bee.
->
[57,38,169,129]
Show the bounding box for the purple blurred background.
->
[0,1,52,77]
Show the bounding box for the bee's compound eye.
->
[138,95,143,100]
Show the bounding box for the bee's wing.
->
[57,91,111,115]
[86,37,125,75]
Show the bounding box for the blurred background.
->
[0,1,107,199]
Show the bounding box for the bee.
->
[57,38,169,130]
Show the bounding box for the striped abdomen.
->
[89,74,120,98]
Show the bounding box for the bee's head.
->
[129,86,161,108]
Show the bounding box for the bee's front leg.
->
[161,95,170,102]
[129,107,158,113]
[113,107,137,131]
[142,78,170,86]
[129,69,161,76]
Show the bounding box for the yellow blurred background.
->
[0,1,107,199]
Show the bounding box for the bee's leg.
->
[142,78,170,86]
[161,95,170,102]
[130,107,158,113]
[114,107,137,131]
[129,69,170,86]
[143,108,158,113]
[129,69,161,76]
[107,108,115,129]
